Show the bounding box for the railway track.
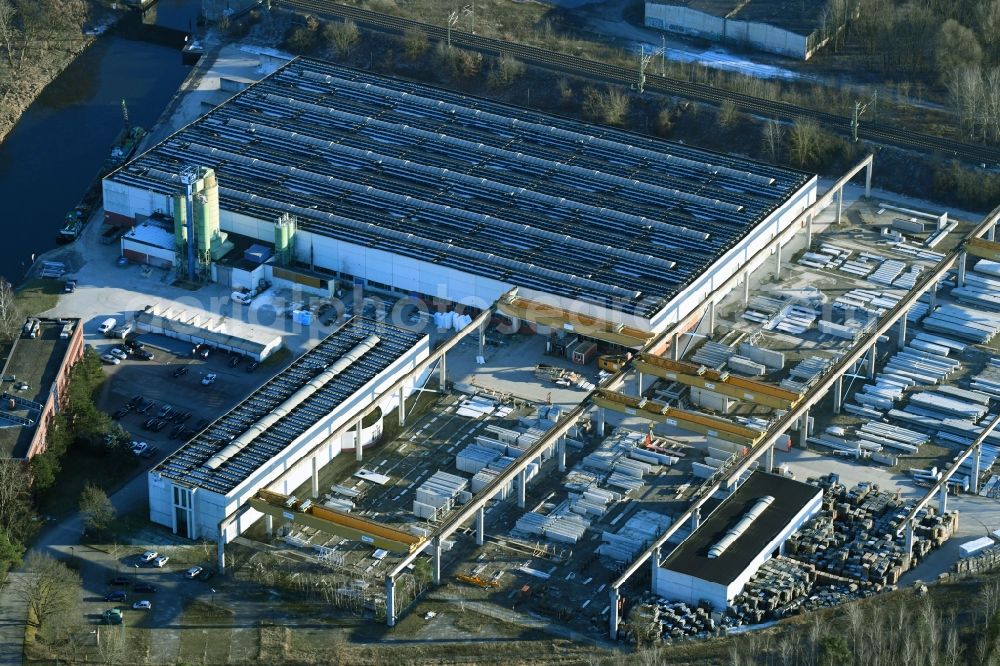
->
[279,0,1000,166]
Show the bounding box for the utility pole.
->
[634,46,654,94]
[661,34,666,76]
[447,10,459,48]
[851,91,878,142]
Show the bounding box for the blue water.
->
[0,2,198,283]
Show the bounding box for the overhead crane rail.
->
[497,296,655,348]
[634,354,802,409]
[593,389,761,444]
[250,489,428,553]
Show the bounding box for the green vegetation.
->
[78,483,115,535]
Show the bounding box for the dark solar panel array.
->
[109,58,811,318]
[154,317,424,495]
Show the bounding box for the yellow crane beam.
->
[497,297,654,348]
[966,237,1000,262]
[593,389,761,444]
[635,354,801,409]
[250,490,426,554]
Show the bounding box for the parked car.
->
[184,566,203,579]
[109,347,128,361]
[105,590,127,602]
[139,446,158,460]
[172,366,188,378]
[131,442,149,457]
[139,551,158,563]
[197,569,215,582]
[113,406,130,420]
[154,556,170,568]
[193,344,211,359]
[156,405,172,419]
[132,600,152,611]
[246,361,259,373]
[123,339,144,352]
[100,354,121,365]
[169,423,186,439]
[63,279,77,293]
[102,608,123,625]
[134,349,154,360]
[201,373,217,386]
[134,583,158,593]
[128,394,144,408]
[151,419,167,432]
[137,399,154,414]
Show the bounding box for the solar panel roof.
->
[109,58,812,319]
[154,317,425,495]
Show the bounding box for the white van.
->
[98,318,117,336]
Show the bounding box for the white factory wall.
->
[107,176,816,335]
[645,4,815,59]
[147,336,431,541]
[655,488,823,609]
[103,180,171,221]
[648,176,818,334]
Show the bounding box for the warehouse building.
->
[103,58,816,340]
[148,317,427,541]
[135,303,283,362]
[0,318,84,460]
[655,472,822,609]
[645,0,843,60]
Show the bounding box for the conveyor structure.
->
[634,354,801,409]
[592,389,761,444]
[249,489,427,553]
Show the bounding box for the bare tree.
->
[788,118,824,167]
[0,459,33,544]
[717,100,739,128]
[761,119,784,162]
[488,53,526,88]
[323,19,359,58]
[935,19,983,82]
[0,278,21,342]
[13,551,80,634]
[402,28,428,60]
[96,624,128,665]
[79,484,116,535]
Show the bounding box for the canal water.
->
[0,0,200,283]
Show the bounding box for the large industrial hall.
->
[103,57,815,336]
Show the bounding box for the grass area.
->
[177,600,236,665]
[34,445,137,517]
[14,278,61,317]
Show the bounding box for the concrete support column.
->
[775,241,782,279]
[973,445,983,495]
[929,285,937,311]
[386,577,396,627]
[595,408,605,439]
[939,484,948,514]
[517,468,526,509]
[637,371,644,397]
[265,514,273,538]
[806,215,813,249]
[707,300,716,336]
[867,343,877,379]
[904,520,914,553]
[898,313,908,347]
[865,160,873,199]
[765,442,775,472]
[990,224,997,242]
[650,545,661,592]
[742,270,750,307]
[799,408,810,447]
[439,353,447,389]
[398,386,406,426]
[432,539,442,585]
[557,436,566,473]
[609,588,620,640]
[355,415,363,462]
[478,322,486,359]
[670,333,680,361]
[311,456,319,498]
[836,188,844,225]
[833,376,843,415]
[476,506,485,546]
[217,539,225,574]
[690,507,701,532]
[958,252,967,288]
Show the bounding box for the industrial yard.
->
[11,35,1000,666]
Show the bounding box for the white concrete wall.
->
[645,3,813,59]
[103,179,171,221]
[655,488,823,609]
[146,336,431,542]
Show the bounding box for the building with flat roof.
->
[148,317,428,542]
[655,471,822,609]
[645,0,844,60]
[0,318,84,460]
[135,303,283,362]
[103,58,816,337]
